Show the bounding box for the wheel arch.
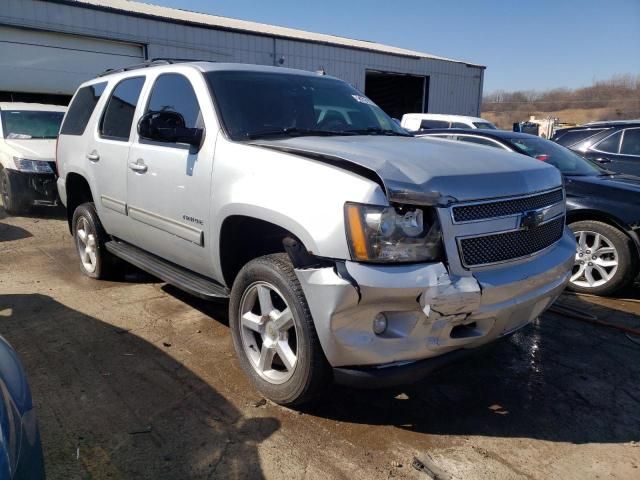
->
[218,214,319,288]
[65,173,95,232]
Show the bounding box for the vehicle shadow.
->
[0,221,32,242]
[0,204,67,220]
[299,296,640,445]
[0,293,278,480]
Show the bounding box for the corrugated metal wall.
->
[0,0,484,115]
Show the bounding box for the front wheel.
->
[568,220,637,296]
[229,253,331,406]
[0,167,27,215]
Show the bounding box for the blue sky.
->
[150,0,640,93]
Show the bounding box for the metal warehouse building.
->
[0,0,485,118]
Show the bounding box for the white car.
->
[401,113,497,132]
[0,102,67,213]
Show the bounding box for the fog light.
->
[373,313,388,335]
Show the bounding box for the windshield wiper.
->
[246,127,357,140]
[344,127,412,137]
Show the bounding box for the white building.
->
[0,0,485,117]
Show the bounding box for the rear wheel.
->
[72,202,118,279]
[568,220,636,296]
[0,167,27,215]
[229,253,331,406]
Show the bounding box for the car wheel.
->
[229,253,331,406]
[568,220,637,296]
[0,167,27,215]
[72,202,117,279]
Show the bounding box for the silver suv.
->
[56,60,575,405]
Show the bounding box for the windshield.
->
[473,122,497,130]
[1,110,65,139]
[205,71,409,140]
[509,137,604,176]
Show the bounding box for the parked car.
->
[417,128,640,295]
[0,103,66,214]
[551,120,640,177]
[0,334,45,480]
[56,60,574,405]
[401,113,497,131]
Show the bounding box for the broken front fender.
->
[295,230,575,368]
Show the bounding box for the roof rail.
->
[97,58,211,77]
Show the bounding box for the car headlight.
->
[345,202,443,263]
[13,157,54,174]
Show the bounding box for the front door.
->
[126,72,215,277]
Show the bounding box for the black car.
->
[417,128,640,296]
[551,121,640,177]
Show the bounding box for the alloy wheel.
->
[239,281,298,384]
[571,230,619,288]
[75,216,98,273]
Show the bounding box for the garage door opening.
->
[365,71,428,120]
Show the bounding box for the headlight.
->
[13,157,54,174]
[345,202,443,263]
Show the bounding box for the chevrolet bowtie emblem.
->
[520,210,545,230]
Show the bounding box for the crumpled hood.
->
[4,139,56,161]
[252,135,562,204]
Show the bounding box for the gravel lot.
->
[1,207,639,480]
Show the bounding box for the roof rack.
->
[97,58,210,77]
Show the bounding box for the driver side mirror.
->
[138,111,204,149]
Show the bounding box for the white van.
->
[401,114,497,132]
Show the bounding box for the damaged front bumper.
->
[295,229,575,387]
[5,169,58,206]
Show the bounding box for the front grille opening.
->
[453,189,564,223]
[450,322,478,339]
[459,216,565,267]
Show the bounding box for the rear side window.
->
[60,82,107,135]
[457,136,502,148]
[621,129,640,156]
[100,77,145,140]
[451,122,470,129]
[420,119,450,129]
[146,74,202,129]
[594,131,622,154]
[555,128,605,147]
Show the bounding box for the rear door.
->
[126,71,216,276]
[615,128,640,176]
[89,76,146,240]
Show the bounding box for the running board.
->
[105,240,229,300]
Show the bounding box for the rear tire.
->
[72,202,119,279]
[229,253,331,406]
[0,167,28,215]
[568,220,637,296]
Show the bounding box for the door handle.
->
[86,151,100,162]
[129,161,148,173]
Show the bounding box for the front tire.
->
[568,220,637,296]
[229,253,331,406]
[72,202,118,279]
[0,167,28,215]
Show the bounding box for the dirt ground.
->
[1,207,639,480]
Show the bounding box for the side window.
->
[457,136,502,149]
[100,77,145,141]
[451,122,469,129]
[621,129,640,156]
[146,73,202,132]
[594,131,622,154]
[556,128,605,147]
[420,119,450,129]
[60,82,107,136]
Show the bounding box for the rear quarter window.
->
[554,128,606,147]
[60,82,107,136]
[420,119,450,129]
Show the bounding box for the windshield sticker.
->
[352,95,376,106]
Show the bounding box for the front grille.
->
[452,189,564,223]
[459,216,565,267]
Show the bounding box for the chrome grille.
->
[452,189,564,223]
[459,216,565,267]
